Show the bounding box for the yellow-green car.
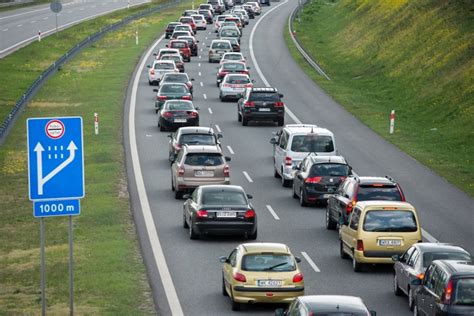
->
[339,201,422,272]
[220,243,304,311]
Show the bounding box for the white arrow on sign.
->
[34,141,78,195]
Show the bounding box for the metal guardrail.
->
[288,0,330,81]
[0,0,181,145]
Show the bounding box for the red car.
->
[167,40,191,62]
[179,16,197,34]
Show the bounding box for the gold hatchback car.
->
[339,201,422,272]
[220,243,304,311]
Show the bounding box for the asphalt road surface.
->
[124,0,474,315]
[0,0,150,57]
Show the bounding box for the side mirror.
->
[237,94,243,99]
[246,194,253,199]
[195,106,200,110]
[217,133,223,139]
[411,278,422,286]
[165,44,169,47]
[370,312,377,316]
[225,156,231,162]
[169,153,177,162]
[251,79,256,83]
[274,308,285,316]
[167,133,173,138]
[182,193,191,199]
[219,256,228,263]
[197,40,200,42]
[279,93,284,98]
[207,45,211,48]
[295,256,301,263]
[247,66,251,70]
[269,137,277,145]
[153,89,158,92]
[147,65,151,68]
[293,163,301,170]
[191,78,195,81]
[392,254,400,262]
[153,53,157,56]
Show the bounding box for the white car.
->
[246,2,261,14]
[219,74,253,101]
[191,14,207,30]
[155,48,180,60]
[147,60,179,85]
[208,39,233,62]
[270,124,338,186]
[219,52,246,65]
[214,15,232,32]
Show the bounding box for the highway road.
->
[123,0,474,315]
[0,0,150,57]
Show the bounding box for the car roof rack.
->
[385,175,396,183]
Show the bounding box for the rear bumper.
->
[194,221,256,235]
[176,178,230,190]
[243,111,284,121]
[355,249,403,264]
[160,117,199,129]
[232,286,304,304]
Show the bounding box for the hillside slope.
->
[291,0,473,195]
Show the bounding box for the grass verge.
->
[0,0,193,313]
[285,0,473,196]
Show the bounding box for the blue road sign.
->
[34,199,80,217]
[27,117,84,201]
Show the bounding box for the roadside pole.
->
[69,216,74,316]
[389,110,395,134]
[40,218,46,316]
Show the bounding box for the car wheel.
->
[281,172,291,187]
[408,287,415,311]
[230,292,241,311]
[292,183,298,198]
[182,210,189,228]
[247,229,257,240]
[394,274,403,296]
[222,276,228,296]
[171,175,175,191]
[148,80,152,85]
[159,124,165,132]
[242,116,248,126]
[274,166,280,178]
[299,189,308,206]
[326,207,337,230]
[175,190,182,199]
[340,240,349,259]
[352,251,364,272]
[189,221,199,239]
[237,111,242,122]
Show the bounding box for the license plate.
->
[174,119,187,123]
[378,239,401,246]
[258,108,270,111]
[217,50,224,54]
[194,170,214,177]
[216,211,237,218]
[257,280,283,287]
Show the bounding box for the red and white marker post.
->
[389,110,395,134]
[94,113,99,135]
[38,30,42,42]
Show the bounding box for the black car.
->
[182,185,257,239]
[158,100,199,131]
[168,126,223,162]
[237,87,285,126]
[275,295,376,316]
[325,175,406,229]
[165,22,180,39]
[412,260,474,316]
[198,9,214,24]
[292,155,353,207]
[260,0,270,6]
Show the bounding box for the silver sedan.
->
[219,74,254,101]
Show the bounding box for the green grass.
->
[286,0,474,196]
[0,0,193,313]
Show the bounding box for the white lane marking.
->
[30,20,36,24]
[2,28,8,32]
[227,145,235,155]
[92,5,97,8]
[205,36,208,40]
[208,31,211,34]
[129,34,184,316]
[43,17,48,20]
[17,24,23,27]
[200,82,203,87]
[199,55,202,59]
[80,8,85,11]
[198,62,201,67]
[422,229,438,243]
[301,251,321,272]
[243,171,253,183]
[198,71,202,76]
[67,10,73,13]
[203,93,208,100]
[200,48,203,51]
[265,205,280,220]
[146,134,152,137]
[207,107,212,114]
[215,124,221,132]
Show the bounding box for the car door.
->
[185,189,199,225]
[327,180,344,222]
[417,264,439,315]
[171,150,184,187]
[294,158,308,195]
[223,248,238,292]
[338,180,356,224]
[274,131,288,176]
[341,207,361,255]
[404,249,421,293]
[397,247,417,293]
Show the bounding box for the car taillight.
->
[150,69,155,75]
[244,101,254,107]
[233,272,246,282]
[163,111,173,118]
[188,111,198,117]
[222,83,231,87]
[178,166,185,176]
[356,240,364,251]
[340,176,347,181]
[182,95,192,100]
[244,83,253,88]
[275,101,284,107]
[244,209,255,218]
[219,71,228,77]
[224,164,230,177]
[186,82,192,88]
[174,144,182,150]
[442,279,454,304]
[305,176,322,183]
[197,209,208,218]
[284,156,292,166]
[346,200,356,214]
[292,273,304,283]
[159,95,167,101]
[416,273,424,280]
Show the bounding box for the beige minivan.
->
[339,201,422,272]
[171,145,231,199]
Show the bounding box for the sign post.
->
[50,1,63,36]
[27,117,84,316]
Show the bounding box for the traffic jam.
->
[145,0,474,314]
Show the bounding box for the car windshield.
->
[192,15,203,20]
[224,54,242,60]
[155,63,175,69]
[290,135,334,152]
[363,210,418,232]
[226,76,250,84]
[179,134,216,145]
[184,153,223,166]
[212,42,231,49]
[310,163,350,177]
[241,254,296,272]
[249,92,279,102]
[163,74,187,83]
[160,85,187,93]
[221,30,238,36]
[422,252,471,268]
[453,278,474,306]
[201,191,247,205]
[164,101,193,110]
[223,63,245,70]
[173,32,189,37]
[175,26,190,31]
[357,185,402,201]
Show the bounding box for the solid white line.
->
[227,145,235,155]
[200,82,203,87]
[203,93,208,100]
[17,24,23,27]
[265,205,280,220]
[243,171,253,183]
[198,71,202,76]
[215,124,221,132]
[207,107,212,114]
[129,34,184,315]
[301,251,321,272]
[2,28,8,32]
[43,17,48,20]
[422,228,438,243]
[30,20,36,24]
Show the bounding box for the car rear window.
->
[223,63,245,70]
[179,134,216,145]
[453,278,474,306]
[163,74,186,83]
[212,42,231,49]
[363,210,418,232]
[422,252,471,268]
[290,135,334,153]
[249,92,279,102]
[164,101,193,110]
[184,153,223,166]
[162,56,181,63]
[357,185,402,201]
[160,85,187,93]
[309,163,350,177]
[171,42,186,48]
[226,76,250,84]
[155,63,175,69]
[221,29,239,36]
[241,254,296,272]
[180,17,193,23]
[201,191,247,205]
